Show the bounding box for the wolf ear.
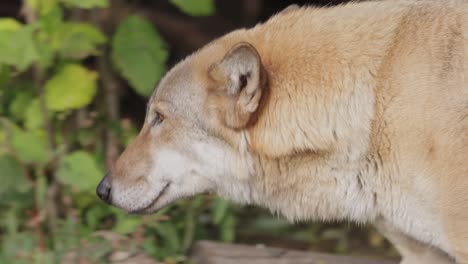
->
[209,42,266,129]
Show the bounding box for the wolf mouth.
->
[130,182,171,214]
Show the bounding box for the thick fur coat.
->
[97,1,468,263]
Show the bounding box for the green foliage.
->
[61,0,109,9]
[56,151,102,191]
[11,129,50,164]
[45,64,98,111]
[9,90,34,122]
[0,18,22,31]
[113,212,143,234]
[56,22,107,59]
[112,15,168,96]
[0,21,38,71]
[212,198,229,224]
[0,65,11,89]
[27,0,108,15]
[0,155,29,196]
[24,99,43,130]
[27,0,58,16]
[2,232,39,263]
[155,222,181,253]
[170,0,216,16]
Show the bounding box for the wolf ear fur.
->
[209,42,266,129]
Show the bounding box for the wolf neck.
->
[246,152,379,223]
[243,4,402,158]
[239,5,402,222]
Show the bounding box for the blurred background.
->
[0,0,398,263]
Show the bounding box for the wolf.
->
[96,1,468,263]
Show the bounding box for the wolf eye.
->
[152,112,165,126]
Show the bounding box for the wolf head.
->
[96,7,374,218]
[96,41,267,214]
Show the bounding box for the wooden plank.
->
[190,241,399,264]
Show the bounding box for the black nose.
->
[96,174,112,204]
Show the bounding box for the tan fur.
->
[99,1,468,263]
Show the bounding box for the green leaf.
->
[45,64,98,111]
[155,222,181,253]
[85,204,111,229]
[56,151,102,191]
[35,8,61,69]
[0,19,22,31]
[38,6,63,39]
[74,192,98,209]
[0,155,30,195]
[9,91,34,122]
[34,35,55,70]
[24,99,43,130]
[11,129,49,164]
[57,22,106,59]
[113,215,143,234]
[0,130,5,148]
[170,0,215,16]
[112,15,168,97]
[0,24,38,71]
[2,81,34,117]
[220,213,236,243]
[182,197,203,252]
[212,198,229,224]
[0,65,11,89]
[60,0,108,9]
[27,0,59,15]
